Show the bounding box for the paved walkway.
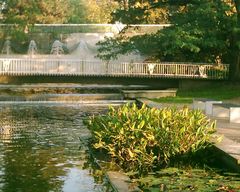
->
[137,98,240,170]
[213,117,240,165]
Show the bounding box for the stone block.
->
[212,104,230,118]
[205,101,223,115]
[230,108,240,124]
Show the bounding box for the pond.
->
[0,103,111,192]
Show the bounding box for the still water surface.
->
[0,104,109,192]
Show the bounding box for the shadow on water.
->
[0,104,112,192]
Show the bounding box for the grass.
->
[152,96,193,104]
[152,84,240,103]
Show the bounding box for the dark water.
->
[0,104,109,192]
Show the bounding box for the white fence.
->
[0,58,229,79]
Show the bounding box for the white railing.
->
[0,58,229,79]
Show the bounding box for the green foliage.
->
[206,66,230,79]
[98,1,237,63]
[68,0,118,24]
[0,0,73,52]
[134,167,240,192]
[152,96,193,104]
[152,84,240,104]
[111,0,168,24]
[1,0,119,25]
[177,83,240,101]
[2,0,72,24]
[97,35,136,60]
[87,103,216,173]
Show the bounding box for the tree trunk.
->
[231,0,240,80]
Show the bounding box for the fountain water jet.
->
[1,40,12,55]
[70,40,97,60]
[50,40,65,55]
[28,40,38,57]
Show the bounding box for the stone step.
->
[0,93,124,102]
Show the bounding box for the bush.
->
[206,66,229,79]
[87,103,216,173]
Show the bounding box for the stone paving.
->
[215,118,240,143]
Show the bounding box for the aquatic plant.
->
[87,103,216,173]
[134,167,240,191]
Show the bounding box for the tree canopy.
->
[1,0,72,24]
[0,0,119,52]
[0,0,118,24]
[97,0,240,79]
[110,0,169,24]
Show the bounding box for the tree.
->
[2,0,72,25]
[1,0,119,24]
[98,0,240,79]
[36,0,72,24]
[0,0,73,53]
[231,0,240,79]
[68,0,119,24]
[110,0,169,24]
[68,0,87,23]
[85,0,118,23]
[0,0,6,20]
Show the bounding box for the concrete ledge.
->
[193,98,222,115]
[230,108,240,124]
[93,158,141,192]
[122,89,177,99]
[106,171,140,192]
[205,100,223,115]
[212,103,240,123]
[193,98,213,111]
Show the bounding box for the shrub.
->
[87,103,216,173]
[207,66,229,79]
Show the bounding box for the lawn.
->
[152,84,240,103]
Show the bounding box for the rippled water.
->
[0,104,110,192]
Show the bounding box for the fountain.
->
[1,39,12,55]
[28,40,38,56]
[67,34,145,63]
[0,29,146,77]
[70,40,97,60]
[50,40,65,55]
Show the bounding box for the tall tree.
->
[232,0,240,79]
[36,0,72,24]
[1,0,119,24]
[85,0,118,23]
[68,0,119,23]
[0,0,72,53]
[98,0,240,79]
[2,0,72,25]
[111,0,169,24]
[68,0,87,23]
[0,0,6,20]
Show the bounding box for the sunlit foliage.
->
[87,103,216,173]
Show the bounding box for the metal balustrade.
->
[0,58,229,79]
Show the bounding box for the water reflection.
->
[0,104,108,192]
